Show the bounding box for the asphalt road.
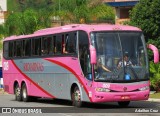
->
[0,94,160,116]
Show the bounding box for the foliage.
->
[3,0,114,36]
[18,0,54,11]
[0,8,53,36]
[129,0,160,62]
[52,0,115,24]
[0,0,115,50]
[149,61,160,92]
[0,0,54,37]
[147,38,160,60]
[7,0,21,12]
[0,0,115,37]
[129,0,160,41]
[128,0,160,92]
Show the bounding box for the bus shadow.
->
[11,97,158,109]
[37,98,73,106]
[33,98,137,109]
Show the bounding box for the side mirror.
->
[147,44,159,63]
[90,45,97,64]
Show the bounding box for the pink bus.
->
[2,24,159,107]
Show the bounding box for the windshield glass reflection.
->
[92,32,149,82]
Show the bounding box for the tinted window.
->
[9,41,14,58]
[23,39,31,57]
[32,38,41,56]
[3,42,9,59]
[16,41,22,57]
[42,36,52,56]
[79,31,90,76]
[55,35,62,54]
[65,33,77,54]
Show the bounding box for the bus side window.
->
[79,31,90,78]
[3,42,9,59]
[32,38,41,56]
[55,35,62,55]
[69,33,76,54]
[62,34,68,54]
[13,41,16,57]
[48,36,54,55]
[41,36,53,56]
[53,36,56,54]
[23,39,31,57]
[16,40,22,57]
[64,33,76,54]
[9,41,14,58]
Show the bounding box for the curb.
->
[147,98,160,102]
[0,88,8,95]
[0,88,5,94]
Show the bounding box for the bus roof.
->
[4,24,142,41]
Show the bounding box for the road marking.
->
[58,113,72,116]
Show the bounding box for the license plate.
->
[121,96,130,100]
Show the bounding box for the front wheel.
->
[118,101,130,107]
[72,86,83,107]
[22,84,30,102]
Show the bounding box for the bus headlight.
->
[138,86,149,91]
[95,88,110,92]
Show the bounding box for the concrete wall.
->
[105,0,139,24]
[0,0,7,11]
[0,0,7,24]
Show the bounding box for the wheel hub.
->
[75,90,81,101]
[16,88,20,96]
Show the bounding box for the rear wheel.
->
[22,84,30,102]
[118,101,130,107]
[72,86,83,107]
[14,84,22,101]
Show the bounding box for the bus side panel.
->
[22,77,54,98]
[3,60,20,94]
[3,57,91,101]
[44,58,91,102]
[3,59,55,98]
[3,73,16,94]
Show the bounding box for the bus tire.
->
[118,101,130,107]
[72,86,83,107]
[14,84,22,101]
[22,83,30,102]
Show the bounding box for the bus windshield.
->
[92,32,149,82]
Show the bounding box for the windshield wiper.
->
[125,65,139,80]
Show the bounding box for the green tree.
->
[0,8,53,37]
[4,9,37,36]
[18,0,54,11]
[150,61,160,92]
[129,0,160,92]
[7,0,21,12]
[129,0,160,60]
[2,0,114,36]
[5,12,24,35]
[129,0,160,43]
[52,0,115,24]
